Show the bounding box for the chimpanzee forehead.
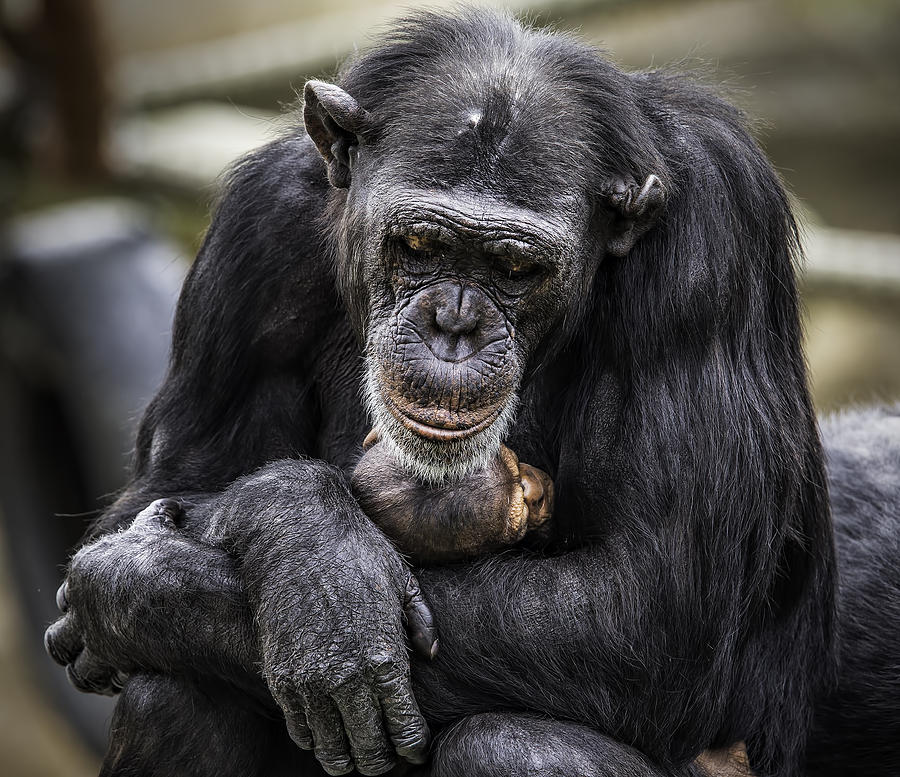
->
[371,57,591,210]
[378,187,578,254]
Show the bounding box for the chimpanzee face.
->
[303,74,662,481]
[357,186,585,481]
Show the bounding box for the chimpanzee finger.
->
[66,649,121,696]
[131,498,183,530]
[362,427,381,450]
[373,661,430,764]
[332,679,395,775]
[402,575,438,660]
[44,615,83,666]
[55,581,69,613]
[283,702,313,751]
[304,691,354,775]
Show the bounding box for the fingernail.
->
[429,639,439,660]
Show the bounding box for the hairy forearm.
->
[70,457,421,692]
[414,551,616,716]
[411,546,720,757]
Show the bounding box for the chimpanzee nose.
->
[408,281,504,363]
[434,285,479,336]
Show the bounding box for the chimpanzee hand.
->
[236,460,437,776]
[45,498,255,695]
[44,499,179,695]
[44,579,127,697]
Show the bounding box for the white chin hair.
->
[363,368,518,484]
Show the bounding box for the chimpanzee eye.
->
[401,234,435,254]
[496,256,542,281]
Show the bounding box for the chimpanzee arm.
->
[50,459,804,774]
[46,135,437,775]
[49,383,826,777]
[47,103,831,777]
[46,131,338,693]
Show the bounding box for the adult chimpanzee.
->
[44,8,851,777]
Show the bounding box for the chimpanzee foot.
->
[519,463,554,530]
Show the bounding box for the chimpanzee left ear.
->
[303,80,373,189]
[601,173,666,257]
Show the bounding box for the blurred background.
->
[0,0,897,774]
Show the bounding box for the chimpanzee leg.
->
[99,673,312,777]
[431,713,704,777]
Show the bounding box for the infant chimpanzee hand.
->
[351,430,553,565]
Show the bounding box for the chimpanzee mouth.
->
[364,362,520,483]
[384,395,504,442]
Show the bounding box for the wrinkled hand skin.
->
[352,432,554,565]
[45,498,256,698]
[46,459,437,777]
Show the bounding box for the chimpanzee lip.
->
[384,394,503,442]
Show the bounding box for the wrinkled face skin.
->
[344,181,591,482]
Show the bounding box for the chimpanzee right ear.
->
[303,80,373,189]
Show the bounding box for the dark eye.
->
[496,256,542,281]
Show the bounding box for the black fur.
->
[42,9,896,777]
[807,406,900,777]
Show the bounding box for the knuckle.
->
[355,754,396,776]
[65,663,97,693]
[267,670,302,704]
[394,721,430,755]
[286,721,313,750]
[313,744,353,775]
[44,619,80,665]
[110,670,128,693]
[368,648,401,672]
[308,655,370,697]
[369,654,406,687]
[75,658,119,696]
[134,498,182,529]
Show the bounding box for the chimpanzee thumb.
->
[402,574,438,660]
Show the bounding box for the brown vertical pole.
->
[41,0,108,179]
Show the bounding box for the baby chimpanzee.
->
[351,429,553,565]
